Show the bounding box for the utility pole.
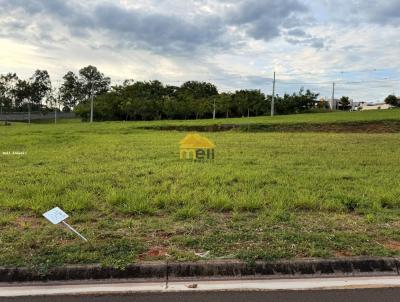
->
[271,71,276,116]
[90,82,94,123]
[212,98,216,120]
[0,103,4,126]
[28,101,31,124]
[1,103,8,126]
[54,99,57,125]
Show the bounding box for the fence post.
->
[28,103,31,124]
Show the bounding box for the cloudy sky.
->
[1,0,400,101]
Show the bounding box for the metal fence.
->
[0,111,76,122]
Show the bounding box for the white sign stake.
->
[61,221,88,242]
[43,207,88,242]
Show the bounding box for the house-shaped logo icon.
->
[179,133,215,160]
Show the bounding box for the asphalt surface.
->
[1,288,400,302]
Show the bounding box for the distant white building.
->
[317,98,340,110]
[317,98,396,111]
[360,103,394,111]
[320,98,360,110]
[328,98,340,110]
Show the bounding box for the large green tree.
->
[60,66,110,112]
[78,65,110,103]
[232,90,266,117]
[385,95,399,107]
[179,81,218,99]
[59,71,82,109]
[178,81,218,119]
[13,79,32,109]
[215,93,233,118]
[275,88,319,114]
[340,96,351,110]
[0,73,18,111]
[30,70,52,110]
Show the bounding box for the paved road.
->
[2,277,400,302]
[2,288,400,302]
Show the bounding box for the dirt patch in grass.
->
[139,246,168,260]
[383,241,400,251]
[334,251,354,257]
[14,216,42,229]
[140,120,400,133]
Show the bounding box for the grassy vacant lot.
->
[1,110,400,269]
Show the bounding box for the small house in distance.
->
[180,133,215,160]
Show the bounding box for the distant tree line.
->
[0,70,52,112]
[4,65,397,121]
[74,80,325,121]
[0,66,110,113]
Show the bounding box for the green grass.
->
[129,108,400,128]
[1,110,400,268]
[29,108,400,128]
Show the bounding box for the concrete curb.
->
[1,257,400,283]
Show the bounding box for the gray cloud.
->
[1,0,79,19]
[0,0,93,42]
[324,0,400,26]
[92,3,226,54]
[0,0,321,54]
[362,0,400,25]
[0,0,228,54]
[228,0,309,40]
[286,36,325,49]
[287,28,307,37]
[285,27,325,49]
